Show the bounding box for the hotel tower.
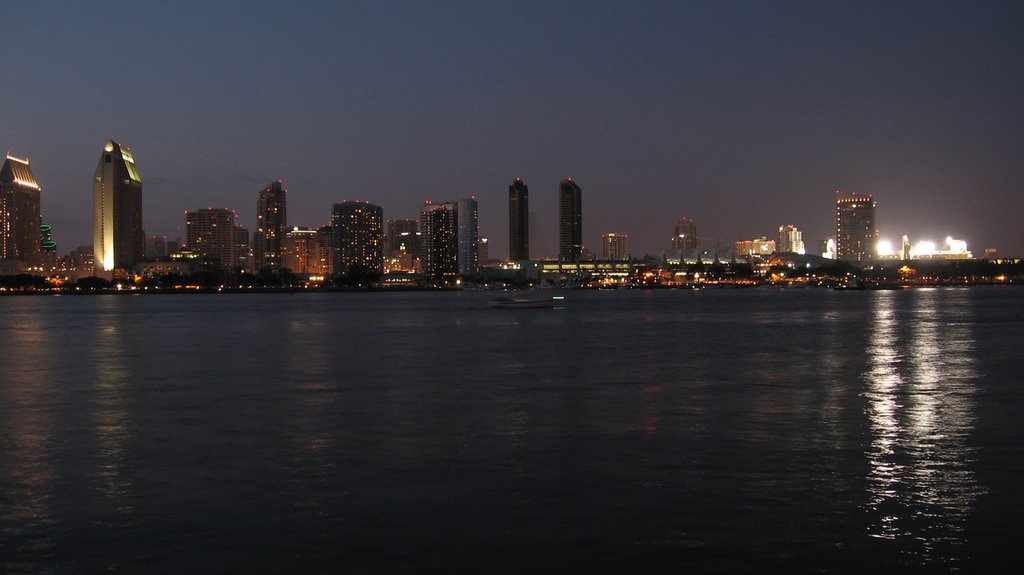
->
[93,140,143,272]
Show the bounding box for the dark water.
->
[1,288,1022,573]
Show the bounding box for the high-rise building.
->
[835,190,877,262]
[672,216,699,251]
[93,140,143,272]
[255,181,287,271]
[0,154,42,267]
[317,225,334,276]
[508,177,529,261]
[185,208,239,269]
[559,178,582,262]
[285,227,324,274]
[331,201,383,276]
[233,225,250,270]
[420,201,458,285]
[478,237,489,266]
[776,224,806,254]
[602,233,629,260]
[386,219,419,258]
[457,196,479,276]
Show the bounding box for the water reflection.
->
[863,290,984,563]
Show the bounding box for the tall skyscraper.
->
[559,178,582,262]
[776,224,806,254]
[0,154,42,267]
[420,201,458,285]
[93,140,143,272]
[672,216,699,251]
[835,190,877,262]
[602,233,629,260]
[185,208,239,269]
[285,227,323,274]
[255,181,287,271]
[331,201,383,276]
[508,177,529,261]
[385,218,419,259]
[457,196,479,276]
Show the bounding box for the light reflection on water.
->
[863,289,984,564]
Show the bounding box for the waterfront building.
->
[285,227,323,274]
[420,201,458,285]
[93,140,143,272]
[508,177,529,261]
[331,201,383,276]
[233,225,250,270]
[835,190,876,262]
[385,219,419,259]
[602,233,630,260]
[735,237,776,257]
[254,181,287,271]
[185,208,239,270]
[0,154,42,268]
[559,178,582,262]
[776,224,806,254]
[458,196,479,275]
[478,237,489,266]
[317,225,334,276]
[672,216,699,251]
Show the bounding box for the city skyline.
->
[4,2,1022,257]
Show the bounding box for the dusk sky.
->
[5,0,1023,258]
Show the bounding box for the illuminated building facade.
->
[735,237,776,257]
[285,227,323,274]
[602,233,630,260]
[233,225,250,270]
[835,190,876,262]
[559,178,582,262]
[508,177,529,261]
[776,224,806,254]
[317,225,334,276]
[0,154,42,267]
[93,140,143,272]
[185,208,239,270]
[478,237,489,265]
[255,181,287,271]
[420,201,458,284]
[458,196,479,275]
[672,216,699,251]
[331,201,383,275]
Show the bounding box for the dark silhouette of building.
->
[385,219,419,259]
[508,177,529,261]
[93,140,143,272]
[835,190,877,262]
[420,201,458,285]
[255,181,287,271]
[0,154,42,267]
[458,196,479,275]
[559,178,582,262]
[672,216,699,251]
[331,202,383,276]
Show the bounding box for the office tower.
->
[776,224,806,254]
[0,154,42,267]
[233,225,250,270]
[420,201,458,284]
[458,196,479,276]
[559,178,582,261]
[386,219,419,258]
[93,140,143,272]
[255,181,287,271]
[835,190,877,262]
[185,208,238,269]
[285,227,322,274]
[478,237,489,265]
[602,233,629,260]
[508,177,529,261]
[317,225,334,276]
[331,201,383,275]
[672,216,699,251]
